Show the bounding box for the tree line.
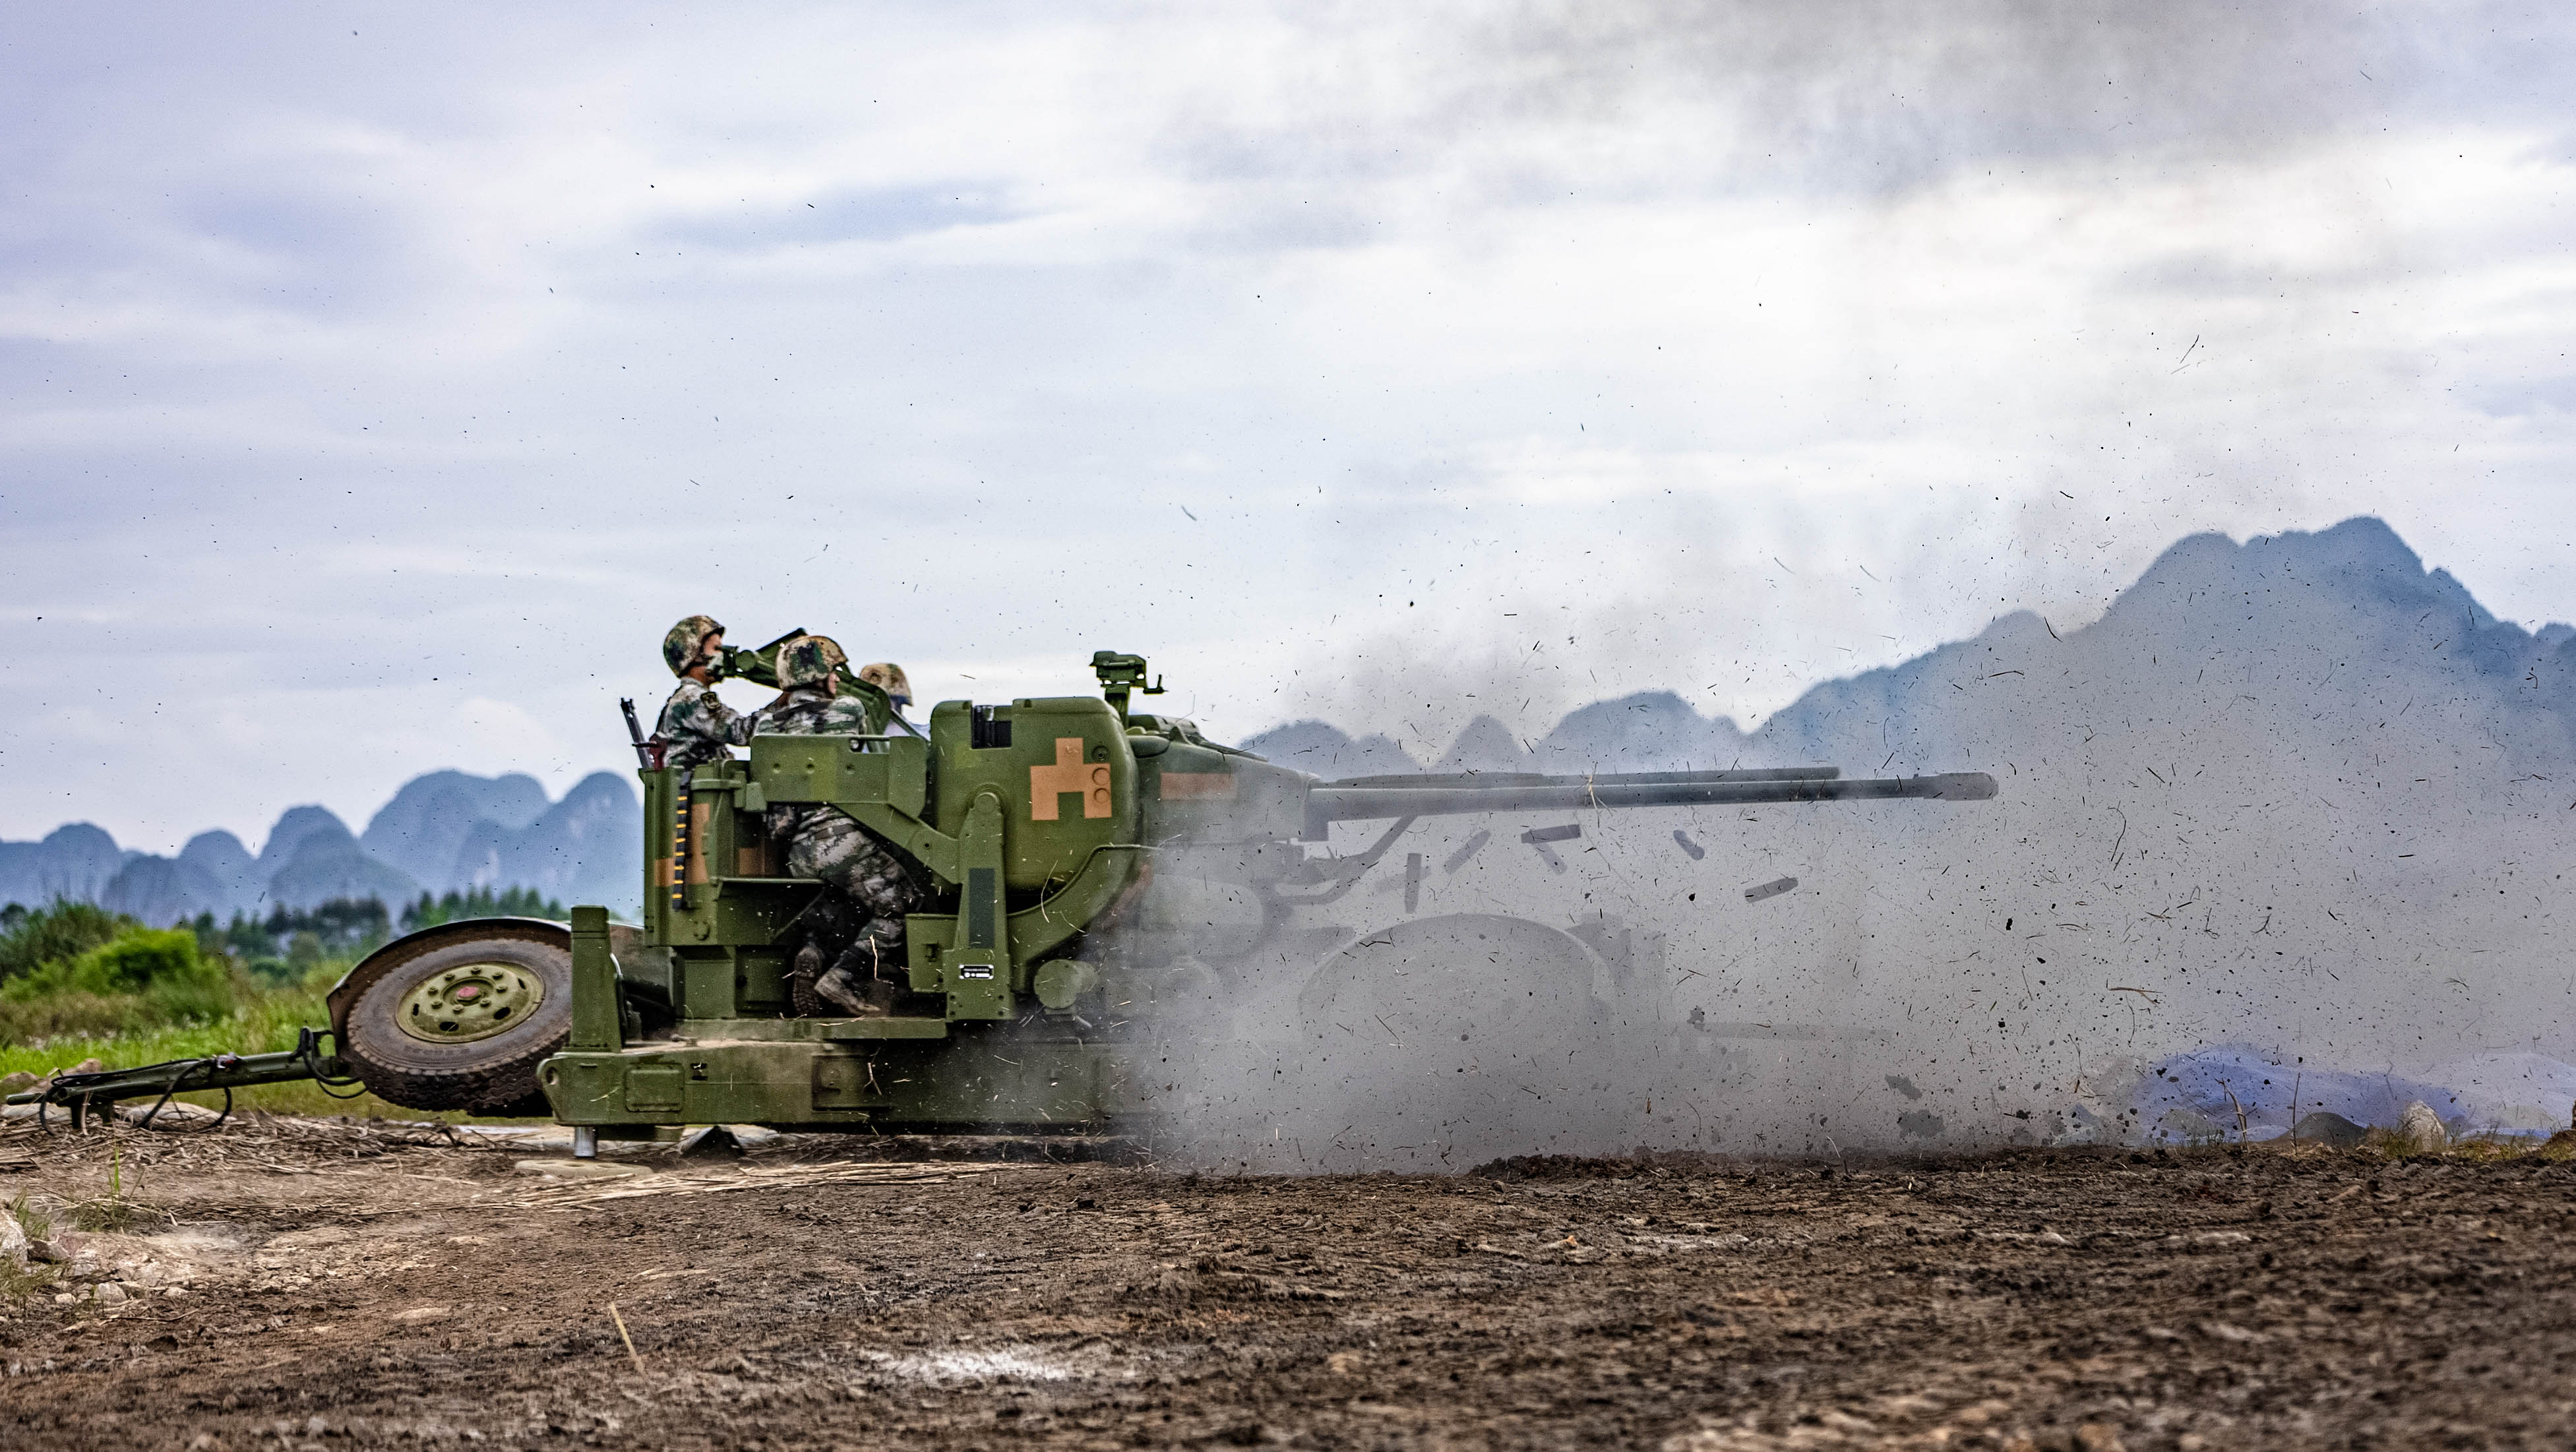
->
[2,886,568,992]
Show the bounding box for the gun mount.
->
[11,650,1998,1153]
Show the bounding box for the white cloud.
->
[4,2,2573,847]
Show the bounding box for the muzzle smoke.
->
[1111,520,2576,1168]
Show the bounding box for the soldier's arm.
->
[652,684,694,740]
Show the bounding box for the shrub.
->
[0,901,135,986]
[2,927,235,1023]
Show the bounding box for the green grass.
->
[1,988,495,1122]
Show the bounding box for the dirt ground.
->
[4,1112,2574,1451]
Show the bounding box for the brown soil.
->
[4,1114,2573,1450]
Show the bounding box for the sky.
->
[4,1,2571,853]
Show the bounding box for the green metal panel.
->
[940,793,1012,1019]
[623,1064,683,1110]
[665,946,796,1018]
[966,869,997,948]
[900,840,1146,1003]
[680,952,737,1019]
[640,767,682,939]
[695,882,817,950]
[652,763,822,955]
[751,733,930,820]
[748,733,958,884]
[737,947,793,1015]
[541,1033,1120,1132]
[926,697,1136,891]
[568,907,621,1051]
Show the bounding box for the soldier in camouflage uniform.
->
[653,615,756,771]
[856,661,913,719]
[761,635,926,1015]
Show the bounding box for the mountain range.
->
[0,770,642,925]
[1241,516,2576,779]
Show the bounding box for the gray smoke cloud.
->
[1119,518,2576,1168]
[1177,1,2575,195]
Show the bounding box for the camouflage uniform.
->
[655,677,755,771]
[761,640,925,1009]
[653,614,753,770]
[762,684,922,932]
[759,682,873,738]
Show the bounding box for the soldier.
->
[760,635,926,1015]
[654,615,756,770]
[758,634,869,734]
[856,661,913,719]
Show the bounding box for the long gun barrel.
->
[1304,765,1995,833]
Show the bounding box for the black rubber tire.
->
[342,934,574,1112]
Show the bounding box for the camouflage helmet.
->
[774,634,849,688]
[662,615,725,677]
[857,662,913,708]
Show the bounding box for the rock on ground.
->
[2395,1100,2450,1154]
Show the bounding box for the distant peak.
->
[2247,515,2425,578]
[257,804,355,866]
[40,822,118,852]
[2106,515,2507,637]
[562,771,638,804]
[1976,609,2056,644]
[1568,689,1695,713]
[1239,718,1353,750]
[1440,714,1530,771]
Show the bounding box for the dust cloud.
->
[1107,519,2576,1169]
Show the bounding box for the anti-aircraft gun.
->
[9,651,1994,1152]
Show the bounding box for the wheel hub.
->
[396,962,545,1044]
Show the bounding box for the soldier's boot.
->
[818,925,907,1016]
[788,941,830,1015]
[785,890,866,1015]
[811,963,880,1017]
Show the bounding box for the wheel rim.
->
[395,961,547,1044]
